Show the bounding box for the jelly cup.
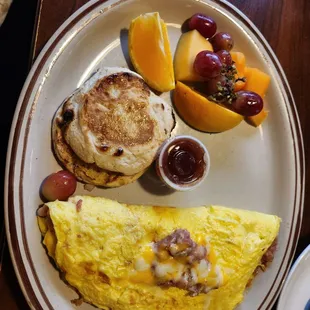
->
[156,135,210,191]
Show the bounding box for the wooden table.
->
[1,0,309,309]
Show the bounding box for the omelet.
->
[37,196,280,310]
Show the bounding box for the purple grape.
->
[211,32,234,52]
[194,51,223,79]
[41,170,77,201]
[232,91,263,116]
[216,50,233,67]
[205,75,229,95]
[188,13,217,39]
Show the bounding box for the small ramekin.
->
[156,135,210,191]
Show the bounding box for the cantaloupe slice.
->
[173,81,243,132]
[231,52,246,91]
[244,67,271,97]
[246,109,269,127]
[174,30,213,82]
[244,67,271,127]
[129,12,175,92]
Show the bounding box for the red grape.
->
[194,51,223,79]
[188,13,217,39]
[231,91,263,116]
[41,170,77,201]
[211,32,234,52]
[205,75,229,95]
[216,50,233,67]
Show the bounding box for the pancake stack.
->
[52,67,175,187]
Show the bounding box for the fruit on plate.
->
[231,91,263,117]
[41,170,77,201]
[188,13,217,39]
[244,67,271,97]
[244,67,271,126]
[174,30,213,81]
[246,109,269,127]
[216,50,233,67]
[173,13,271,130]
[205,74,234,97]
[231,51,246,91]
[193,50,223,80]
[174,81,243,132]
[210,32,234,52]
[129,12,175,92]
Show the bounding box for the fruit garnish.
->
[205,63,237,104]
[173,81,243,132]
[129,12,175,92]
[173,14,270,129]
[174,30,213,82]
[243,67,270,125]
[216,50,233,67]
[244,67,271,97]
[205,74,235,101]
[211,32,234,52]
[194,50,223,79]
[231,91,263,116]
[188,14,217,39]
[246,109,269,127]
[41,170,77,201]
[231,52,246,91]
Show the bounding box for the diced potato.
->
[174,30,213,81]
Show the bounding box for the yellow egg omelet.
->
[37,196,280,310]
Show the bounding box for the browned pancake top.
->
[80,72,155,148]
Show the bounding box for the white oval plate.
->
[277,245,310,310]
[4,0,304,309]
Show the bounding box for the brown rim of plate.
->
[5,0,305,310]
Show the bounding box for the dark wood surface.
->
[1,0,309,309]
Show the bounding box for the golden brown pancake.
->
[52,67,175,187]
[52,102,145,187]
[62,67,175,175]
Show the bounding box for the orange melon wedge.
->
[129,12,175,92]
[174,82,244,133]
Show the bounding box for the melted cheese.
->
[154,261,184,281]
[135,258,150,271]
[208,247,217,265]
[142,245,155,264]
[196,234,208,247]
[205,266,224,287]
[130,270,154,285]
[195,259,210,281]
[131,239,224,291]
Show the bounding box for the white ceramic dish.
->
[156,135,210,191]
[4,0,304,309]
[277,245,310,310]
